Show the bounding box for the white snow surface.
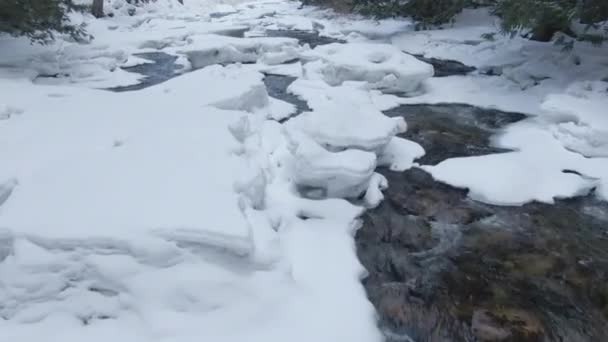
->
[302,42,434,92]
[1,1,608,341]
[0,1,431,341]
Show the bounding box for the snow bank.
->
[542,81,608,157]
[425,118,608,205]
[0,65,273,248]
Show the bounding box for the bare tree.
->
[92,0,104,18]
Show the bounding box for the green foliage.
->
[353,0,466,26]
[494,0,576,41]
[0,0,90,44]
[495,0,608,42]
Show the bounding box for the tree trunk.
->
[92,0,104,18]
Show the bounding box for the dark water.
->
[107,29,339,92]
[109,52,182,92]
[263,73,311,119]
[411,55,476,77]
[358,104,608,342]
[263,29,345,48]
[383,104,527,165]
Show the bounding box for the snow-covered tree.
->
[496,0,608,42]
[353,0,466,26]
[0,0,89,43]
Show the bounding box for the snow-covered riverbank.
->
[1,1,607,341]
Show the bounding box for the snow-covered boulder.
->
[302,42,434,92]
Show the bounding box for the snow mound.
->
[425,119,608,205]
[287,79,406,152]
[286,130,377,199]
[378,137,425,171]
[424,151,594,206]
[542,81,608,157]
[0,179,18,207]
[302,42,433,92]
[175,34,302,69]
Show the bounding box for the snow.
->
[286,79,407,151]
[542,81,608,157]
[1,0,608,341]
[388,7,608,204]
[302,42,434,92]
[173,34,302,69]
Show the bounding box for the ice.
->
[0,65,275,249]
[287,79,406,151]
[8,0,608,341]
[424,151,595,205]
[378,136,425,171]
[397,75,545,115]
[363,172,388,208]
[550,122,608,158]
[425,119,608,205]
[286,130,377,198]
[542,81,608,156]
[302,42,434,92]
[174,34,302,69]
[257,61,303,77]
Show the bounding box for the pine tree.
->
[496,0,608,42]
[353,0,466,27]
[0,0,90,44]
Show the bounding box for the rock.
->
[472,310,511,341]
[472,309,545,342]
[412,55,476,77]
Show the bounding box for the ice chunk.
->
[425,120,604,205]
[378,137,425,171]
[424,151,595,205]
[286,131,377,199]
[302,42,433,92]
[542,81,608,156]
[363,172,388,208]
[175,34,302,69]
[287,79,406,152]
